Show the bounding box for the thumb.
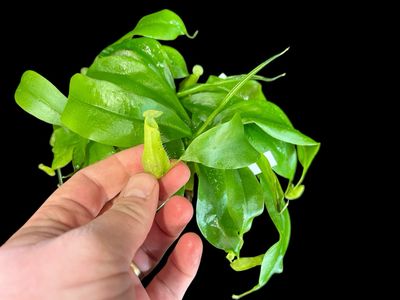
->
[87,172,159,259]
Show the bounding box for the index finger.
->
[7,145,145,246]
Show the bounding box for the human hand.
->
[0,145,202,299]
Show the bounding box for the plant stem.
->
[194,47,289,137]
[57,169,63,187]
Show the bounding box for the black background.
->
[0,1,339,299]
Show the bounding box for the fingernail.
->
[123,173,157,199]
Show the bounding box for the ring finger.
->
[132,194,193,277]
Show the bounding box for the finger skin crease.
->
[170,254,196,279]
[38,198,95,228]
[155,217,180,240]
[111,204,149,231]
[153,275,180,300]
[74,171,110,212]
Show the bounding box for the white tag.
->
[218,73,227,79]
[248,151,277,175]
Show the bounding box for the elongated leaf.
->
[233,156,291,299]
[181,114,260,169]
[161,45,189,79]
[197,165,264,256]
[214,99,292,127]
[255,121,318,146]
[61,74,191,147]
[15,70,67,125]
[99,37,176,90]
[245,124,297,179]
[203,75,267,101]
[214,100,318,146]
[258,156,290,280]
[180,77,266,119]
[86,54,188,122]
[179,75,266,100]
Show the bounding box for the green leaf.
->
[86,141,115,165]
[99,37,176,91]
[179,75,266,100]
[61,74,191,147]
[50,127,83,170]
[142,110,171,178]
[298,143,320,171]
[214,99,292,127]
[114,9,190,44]
[161,45,189,79]
[255,122,318,146]
[181,114,260,169]
[130,9,189,40]
[87,53,188,121]
[163,139,185,159]
[15,70,67,125]
[196,165,264,256]
[214,100,318,146]
[285,143,320,198]
[285,184,305,200]
[245,123,297,180]
[195,48,289,137]
[72,138,89,170]
[233,156,291,299]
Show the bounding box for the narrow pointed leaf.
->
[233,156,291,298]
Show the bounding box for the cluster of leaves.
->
[15,9,320,298]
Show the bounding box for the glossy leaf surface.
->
[15,70,67,125]
[181,114,259,169]
[61,74,191,147]
[197,165,264,255]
